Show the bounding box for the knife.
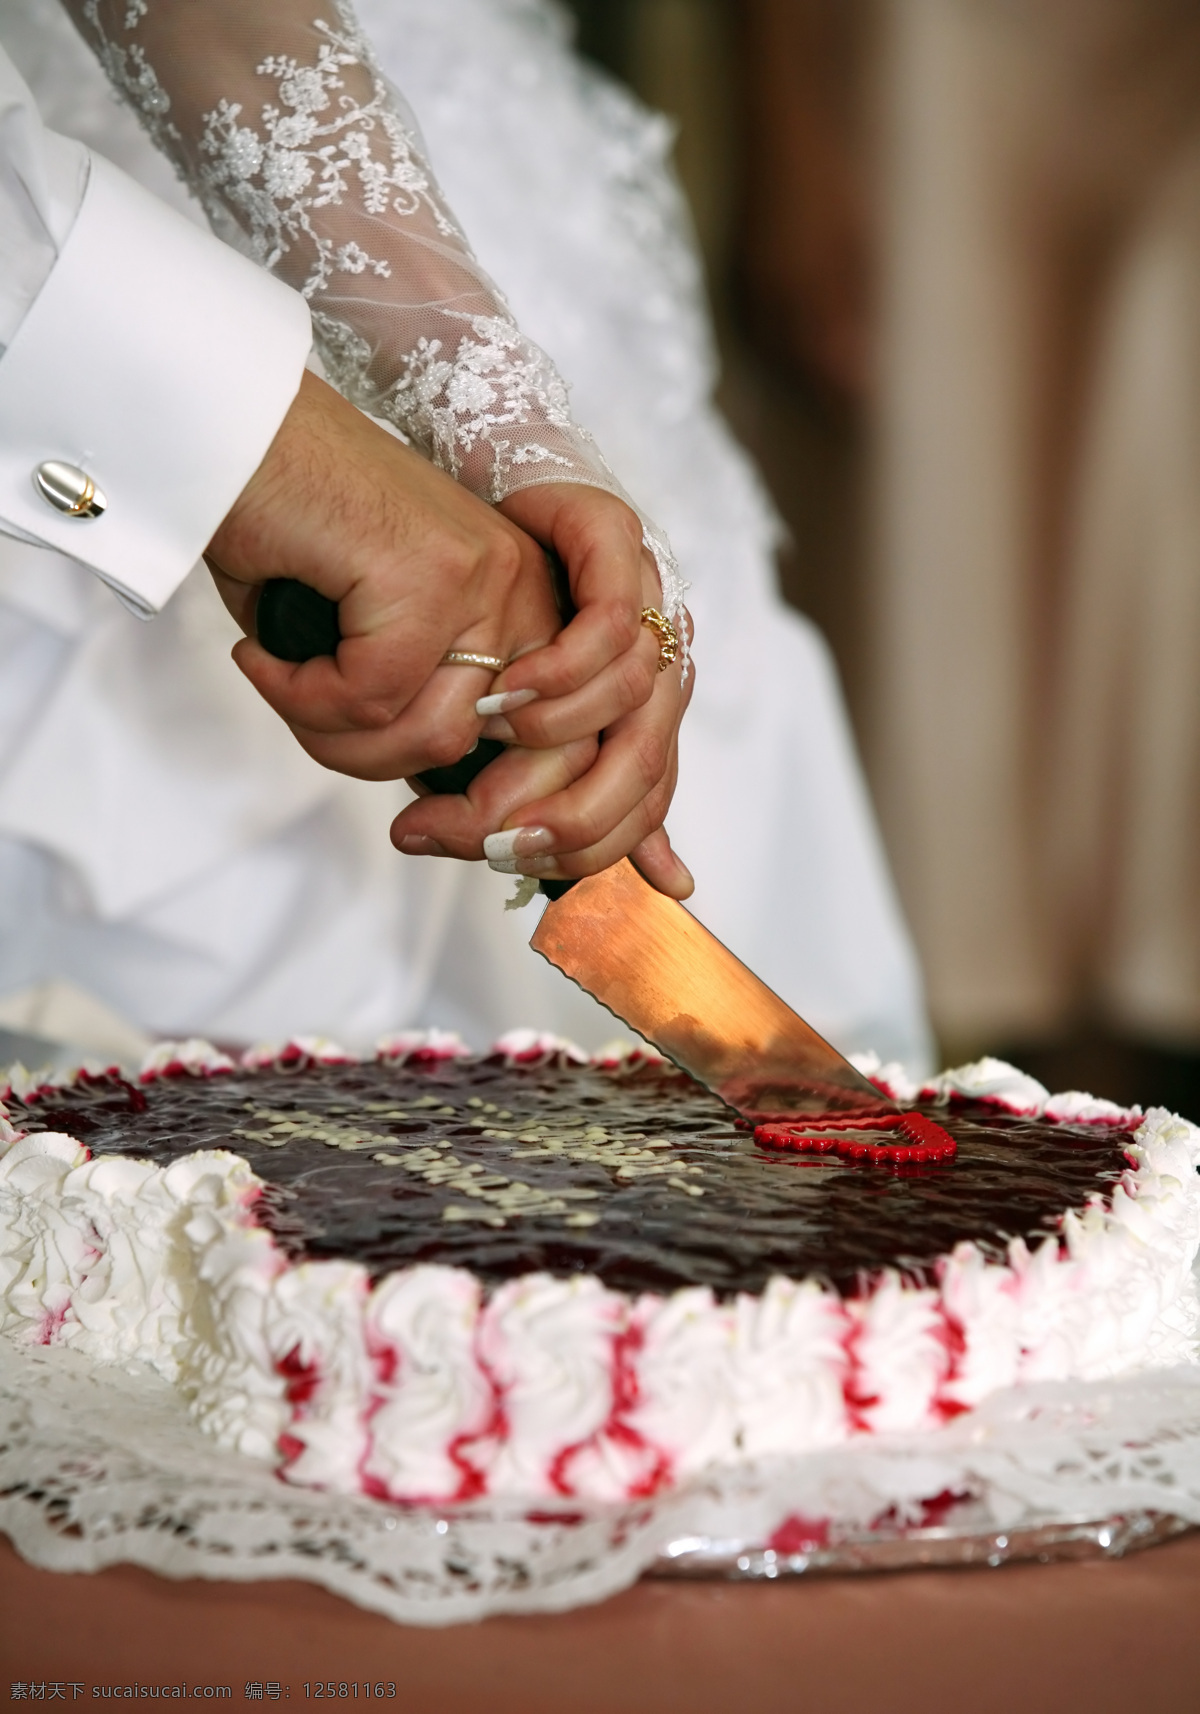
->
[255,575,887,1119]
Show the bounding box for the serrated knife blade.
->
[530,858,888,1120]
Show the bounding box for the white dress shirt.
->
[0,45,311,617]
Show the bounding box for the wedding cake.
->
[1,1034,1197,1506]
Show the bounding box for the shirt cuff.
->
[0,151,312,617]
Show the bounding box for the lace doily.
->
[4,1335,1200,1624]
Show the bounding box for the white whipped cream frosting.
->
[1,1043,1198,1504]
[364,1265,492,1501]
[924,1057,1052,1115]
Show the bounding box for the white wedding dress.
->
[0,0,930,1069]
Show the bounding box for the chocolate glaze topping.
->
[12,1056,1136,1297]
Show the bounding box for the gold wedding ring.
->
[441,650,508,673]
[640,607,679,672]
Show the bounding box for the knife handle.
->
[254,556,577,897]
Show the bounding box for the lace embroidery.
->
[71,0,689,645]
[197,25,458,283]
[386,312,576,493]
[80,1,176,147]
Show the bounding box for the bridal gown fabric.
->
[0,0,931,1069]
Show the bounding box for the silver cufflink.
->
[33,460,106,519]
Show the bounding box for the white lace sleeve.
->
[62,0,686,634]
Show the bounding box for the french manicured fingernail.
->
[475,688,539,718]
[515,854,560,875]
[397,835,448,857]
[483,826,555,862]
[480,716,518,742]
[488,855,560,877]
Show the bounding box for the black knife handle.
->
[254,556,577,895]
[255,577,341,662]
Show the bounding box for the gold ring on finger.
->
[639,607,679,673]
[441,650,508,673]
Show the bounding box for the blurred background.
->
[561,0,1200,1115]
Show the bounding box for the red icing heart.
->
[754,1110,957,1165]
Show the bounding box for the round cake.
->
[1,1031,1197,1504]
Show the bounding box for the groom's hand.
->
[204,370,562,781]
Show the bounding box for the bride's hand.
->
[391,480,696,897]
[478,484,672,751]
[390,611,696,899]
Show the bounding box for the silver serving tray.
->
[651,1507,1192,1578]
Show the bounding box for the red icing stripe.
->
[275,1344,321,1475]
[755,1111,957,1165]
[548,1321,672,1501]
[446,1335,508,1502]
[277,1343,321,1408]
[841,1325,875,1433]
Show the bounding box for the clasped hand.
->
[205,372,693,897]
